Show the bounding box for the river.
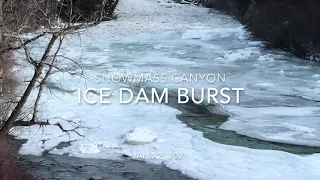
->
[12,0,320,180]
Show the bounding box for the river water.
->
[12,2,320,180]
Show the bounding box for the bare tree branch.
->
[0,31,49,54]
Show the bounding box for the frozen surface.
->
[220,106,320,146]
[11,0,320,179]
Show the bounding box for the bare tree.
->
[0,0,119,135]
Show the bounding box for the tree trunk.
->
[0,35,58,135]
[31,37,63,122]
[0,0,3,44]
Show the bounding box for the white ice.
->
[125,127,158,145]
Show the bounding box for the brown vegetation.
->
[204,0,320,61]
[0,135,32,180]
[59,0,119,22]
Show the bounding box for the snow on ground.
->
[10,0,320,179]
[75,0,238,40]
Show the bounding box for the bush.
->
[203,0,251,19]
[245,0,320,61]
[59,0,119,23]
[204,0,320,61]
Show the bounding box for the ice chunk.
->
[257,55,274,61]
[79,143,100,154]
[313,74,320,78]
[251,82,275,90]
[125,127,158,145]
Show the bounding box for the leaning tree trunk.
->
[31,37,63,122]
[0,35,58,135]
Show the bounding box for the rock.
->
[90,176,103,180]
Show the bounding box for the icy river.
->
[12,0,320,179]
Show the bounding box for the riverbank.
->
[1,135,192,180]
[19,154,194,180]
[202,0,320,61]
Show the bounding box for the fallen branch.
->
[54,122,84,137]
[13,120,84,137]
[12,120,50,127]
